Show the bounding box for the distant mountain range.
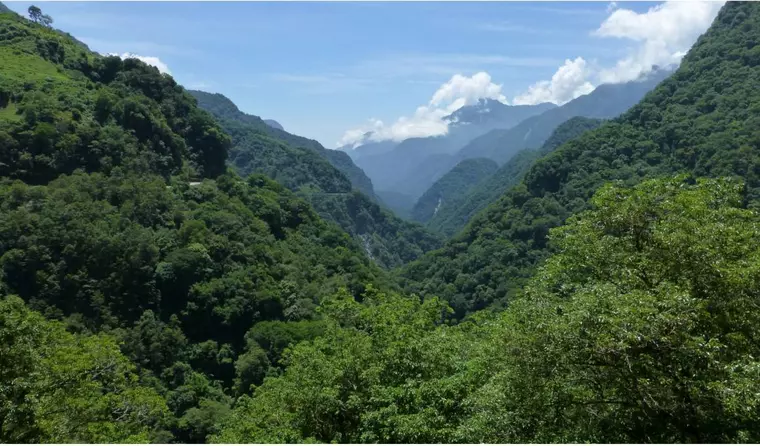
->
[345,100,554,206]
[343,68,674,215]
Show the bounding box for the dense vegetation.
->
[5,2,760,444]
[411,157,497,224]
[190,91,442,269]
[0,9,390,442]
[428,117,604,236]
[401,1,760,318]
[189,91,376,199]
[215,175,760,443]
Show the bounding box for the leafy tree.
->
[461,176,760,442]
[212,286,487,443]
[27,5,41,22]
[0,295,170,443]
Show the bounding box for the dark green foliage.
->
[189,90,377,199]
[0,12,393,442]
[215,176,760,443]
[401,1,760,318]
[306,190,443,269]
[411,157,497,224]
[191,90,443,269]
[428,117,604,236]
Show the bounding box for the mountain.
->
[428,117,605,236]
[0,10,397,442]
[400,1,760,318]
[0,2,10,14]
[352,101,555,199]
[376,190,416,219]
[457,68,674,165]
[263,119,283,130]
[411,157,498,224]
[190,90,442,269]
[189,90,377,200]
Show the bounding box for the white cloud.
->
[337,72,506,148]
[108,52,171,75]
[513,57,595,106]
[594,1,724,83]
[512,1,723,104]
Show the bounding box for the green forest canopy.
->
[3,2,760,444]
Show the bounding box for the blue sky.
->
[5,1,722,148]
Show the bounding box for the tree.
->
[27,5,41,23]
[463,176,760,443]
[40,13,53,27]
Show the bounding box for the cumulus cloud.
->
[107,52,172,75]
[594,1,724,83]
[338,72,506,148]
[512,57,595,106]
[512,1,723,104]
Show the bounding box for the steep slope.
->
[353,101,555,198]
[189,90,377,199]
[376,190,416,219]
[457,68,673,165]
[191,91,442,268]
[411,157,498,224]
[428,117,604,236]
[400,2,760,318]
[0,10,392,442]
[189,92,352,193]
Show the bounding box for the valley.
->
[2,1,760,444]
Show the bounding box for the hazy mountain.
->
[376,190,417,219]
[457,68,675,165]
[352,101,555,200]
[400,3,758,317]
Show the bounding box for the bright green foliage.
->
[0,13,230,183]
[461,176,760,442]
[401,2,760,317]
[0,295,170,443]
[212,286,487,443]
[216,176,760,443]
[411,157,497,224]
[428,117,604,236]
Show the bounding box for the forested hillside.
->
[0,9,391,442]
[5,1,760,444]
[400,1,760,317]
[428,117,604,236]
[411,157,497,224]
[190,91,442,268]
[217,175,760,443]
[190,90,377,200]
